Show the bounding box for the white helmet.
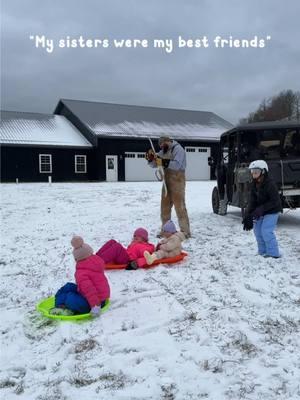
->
[248,160,269,172]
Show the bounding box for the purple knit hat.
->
[162,220,177,233]
[71,236,93,261]
[133,228,149,241]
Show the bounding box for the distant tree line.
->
[240,89,300,124]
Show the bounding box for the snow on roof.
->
[0,111,93,147]
[57,99,233,141]
[89,121,226,141]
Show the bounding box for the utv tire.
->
[212,186,220,214]
[219,199,228,215]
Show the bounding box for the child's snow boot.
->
[144,251,158,265]
[125,261,138,270]
[49,307,74,316]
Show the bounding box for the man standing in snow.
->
[146,136,191,238]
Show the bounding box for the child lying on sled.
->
[50,236,110,316]
[96,228,155,270]
[144,220,185,265]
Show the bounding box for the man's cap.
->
[158,136,172,145]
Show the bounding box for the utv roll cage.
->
[208,121,300,215]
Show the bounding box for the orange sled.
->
[105,252,188,270]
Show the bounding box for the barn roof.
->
[55,99,233,142]
[0,111,93,147]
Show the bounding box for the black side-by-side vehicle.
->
[208,121,300,215]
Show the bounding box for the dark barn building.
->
[1,101,233,182]
[54,99,233,182]
[0,111,94,182]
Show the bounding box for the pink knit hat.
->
[71,236,93,261]
[133,228,149,241]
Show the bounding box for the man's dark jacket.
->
[247,174,282,216]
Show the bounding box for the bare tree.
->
[242,90,300,123]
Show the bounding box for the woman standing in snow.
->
[242,160,282,258]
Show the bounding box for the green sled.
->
[36,296,110,321]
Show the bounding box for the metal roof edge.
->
[95,134,220,142]
[54,101,98,145]
[58,98,216,115]
[0,142,93,149]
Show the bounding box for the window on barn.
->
[75,155,87,173]
[39,154,52,173]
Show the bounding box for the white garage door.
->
[185,146,211,180]
[125,152,156,181]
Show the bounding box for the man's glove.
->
[145,149,155,162]
[162,159,170,168]
[90,305,101,317]
[125,261,138,270]
[155,157,163,167]
[242,214,253,231]
[252,206,264,220]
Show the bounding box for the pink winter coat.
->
[75,255,110,308]
[127,241,155,267]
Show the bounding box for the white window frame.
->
[39,154,52,173]
[75,155,87,173]
[125,152,146,159]
[125,152,136,158]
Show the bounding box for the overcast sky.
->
[1,0,299,124]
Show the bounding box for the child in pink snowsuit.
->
[51,236,110,317]
[96,228,155,270]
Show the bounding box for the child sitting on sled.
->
[96,228,155,270]
[50,236,110,316]
[144,220,185,265]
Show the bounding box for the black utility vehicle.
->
[208,121,300,215]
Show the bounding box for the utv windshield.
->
[258,130,281,159]
[257,129,300,160]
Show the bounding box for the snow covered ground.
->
[1,181,300,400]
